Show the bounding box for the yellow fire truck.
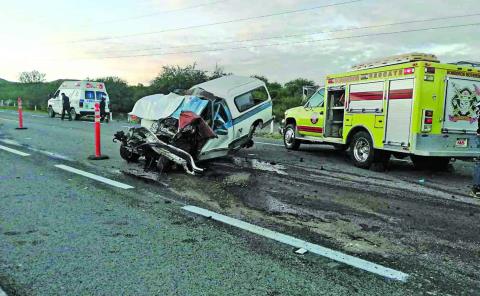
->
[281,53,480,169]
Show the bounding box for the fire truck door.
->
[385,78,414,147]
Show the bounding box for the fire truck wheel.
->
[350,131,374,168]
[411,155,450,171]
[48,106,55,118]
[120,144,140,162]
[284,124,300,150]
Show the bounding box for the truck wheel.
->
[284,124,300,150]
[120,144,140,162]
[48,106,55,118]
[411,155,450,171]
[70,108,78,120]
[349,131,374,168]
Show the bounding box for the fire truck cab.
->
[281,53,480,169]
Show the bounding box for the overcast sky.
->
[1,0,479,85]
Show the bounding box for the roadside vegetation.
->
[0,66,317,120]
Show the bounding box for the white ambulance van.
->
[47,81,110,120]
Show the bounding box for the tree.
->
[283,78,316,97]
[94,76,132,113]
[150,63,209,94]
[209,63,231,79]
[19,70,46,83]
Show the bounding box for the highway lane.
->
[1,110,479,294]
[0,133,413,295]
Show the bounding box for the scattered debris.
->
[295,248,308,255]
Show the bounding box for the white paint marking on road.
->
[255,141,284,147]
[29,148,72,161]
[0,286,7,296]
[182,205,409,282]
[31,114,46,118]
[0,117,17,123]
[0,139,22,146]
[54,164,134,189]
[0,145,30,157]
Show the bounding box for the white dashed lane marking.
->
[54,164,134,189]
[0,145,30,157]
[183,205,409,282]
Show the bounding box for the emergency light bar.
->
[351,53,439,71]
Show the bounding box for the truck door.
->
[385,78,414,146]
[297,88,325,137]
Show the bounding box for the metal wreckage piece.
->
[113,110,216,175]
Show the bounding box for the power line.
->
[89,12,480,55]
[91,0,229,25]
[67,0,365,43]
[81,21,480,60]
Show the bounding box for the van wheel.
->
[48,107,55,118]
[70,108,78,120]
[349,131,374,168]
[284,124,300,150]
[120,144,140,162]
[411,156,450,171]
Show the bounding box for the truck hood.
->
[129,93,185,121]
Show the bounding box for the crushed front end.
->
[114,98,217,175]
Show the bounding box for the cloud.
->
[1,0,479,84]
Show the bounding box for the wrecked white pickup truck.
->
[113,75,273,174]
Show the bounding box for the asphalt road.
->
[0,109,479,295]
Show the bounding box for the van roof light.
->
[351,53,439,71]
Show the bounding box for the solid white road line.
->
[182,205,409,282]
[0,145,30,157]
[255,141,284,147]
[0,286,6,296]
[54,164,134,189]
[0,117,17,123]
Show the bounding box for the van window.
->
[85,91,95,100]
[234,86,269,112]
[96,91,106,100]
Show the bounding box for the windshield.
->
[171,96,209,119]
[306,88,325,108]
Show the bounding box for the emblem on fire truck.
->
[310,113,319,124]
[448,83,480,123]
